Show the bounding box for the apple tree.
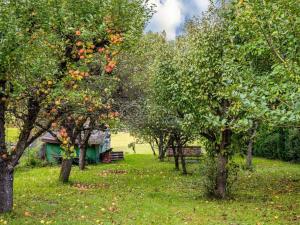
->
[0,0,150,213]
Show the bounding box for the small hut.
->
[41,130,109,164]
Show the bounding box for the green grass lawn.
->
[2,130,300,224]
[111,132,152,154]
[0,155,299,225]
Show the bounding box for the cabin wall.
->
[45,143,103,164]
[46,143,62,163]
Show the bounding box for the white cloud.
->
[147,0,183,40]
[146,0,210,40]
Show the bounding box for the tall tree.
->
[162,6,269,197]
[169,0,299,197]
[0,0,150,213]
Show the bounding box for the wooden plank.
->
[166,146,202,157]
[110,151,124,161]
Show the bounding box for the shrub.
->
[199,155,240,198]
[24,148,48,168]
[254,128,300,162]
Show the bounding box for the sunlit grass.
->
[111,132,152,154]
[0,154,299,225]
[3,129,300,224]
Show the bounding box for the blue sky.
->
[146,0,210,40]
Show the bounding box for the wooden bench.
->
[167,146,202,160]
[110,151,124,161]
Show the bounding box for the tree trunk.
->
[214,129,232,198]
[0,94,6,155]
[171,144,179,170]
[79,146,86,170]
[0,81,13,213]
[278,127,286,160]
[246,122,258,169]
[177,145,187,175]
[174,153,179,170]
[59,159,73,183]
[158,134,164,161]
[215,152,228,198]
[149,141,156,156]
[246,140,254,169]
[0,163,13,213]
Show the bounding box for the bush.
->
[254,128,300,162]
[24,148,48,168]
[199,155,240,198]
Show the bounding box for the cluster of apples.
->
[75,115,85,126]
[103,103,112,110]
[76,39,95,60]
[109,33,123,45]
[35,80,54,96]
[105,60,117,73]
[59,128,70,146]
[98,111,119,120]
[82,96,96,113]
[97,47,117,73]
[73,26,122,75]
[99,113,108,119]
[108,111,120,119]
[68,69,89,81]
[49,98,62,116]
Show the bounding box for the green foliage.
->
[200,155,240,197]
[0,0,152,163]
[226,0,300,125]
[24,148,47,168]
[131,0,300,197]
[254,127,300,162]
[116,33,172,145]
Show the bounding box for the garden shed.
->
[40,130,108,164]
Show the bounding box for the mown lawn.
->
[0,154,299,225]
[111,132,151,154]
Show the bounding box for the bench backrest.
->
[166,146,202,157]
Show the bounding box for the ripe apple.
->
[108,60,116,68]
[50,108,57,114]
[76,41,83,46]
[105,65,113,73]
[98,48,105,53]
[79,49,85,54]
[75,30,81,36]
